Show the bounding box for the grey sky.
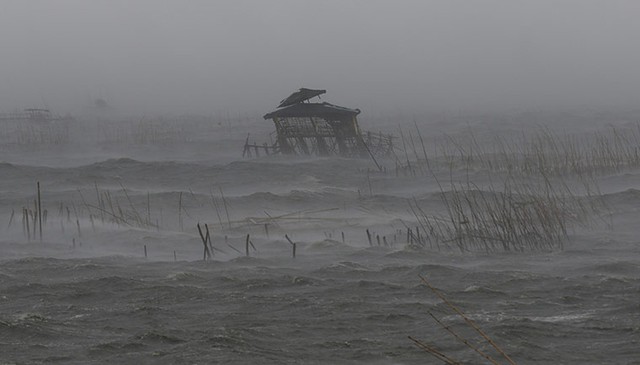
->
[1,0,639,115]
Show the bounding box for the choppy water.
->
[1,123,640,364]
[1,246,638,364]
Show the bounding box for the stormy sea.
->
[0,114,638,364]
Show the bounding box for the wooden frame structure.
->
[260,88,392,158]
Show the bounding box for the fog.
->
[3,2,640,364]
[1,0,639,115]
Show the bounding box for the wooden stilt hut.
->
[263,88,375,157]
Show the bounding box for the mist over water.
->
[2,1,640,115]
[1,2,640,364]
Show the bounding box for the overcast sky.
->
[1,0,639,115]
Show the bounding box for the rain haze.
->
[1,1,639,364]
[2,0,640,114]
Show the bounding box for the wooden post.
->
[285,234,296,258]
[245,234,250,257]
[366,229,372,246]
[144,245,147,258]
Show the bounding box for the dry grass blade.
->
[407,336,461,365]
[419,275,518,365]
[428,311,502,365]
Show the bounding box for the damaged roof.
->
[263,102,360,120]
[278,88,326,108]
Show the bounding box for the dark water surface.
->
[1,237,638,364]
[1,134,639,363]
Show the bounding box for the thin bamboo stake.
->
[205,223,214,257]
[95,182,104,223]
[24,208,30,241]
[219,187,231,228]
[7,209,15,229]
[227,243,243,255]
[210,188,224,230]
[285,234,296,258]
[32,200,37,237]
[196,223,211,260]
